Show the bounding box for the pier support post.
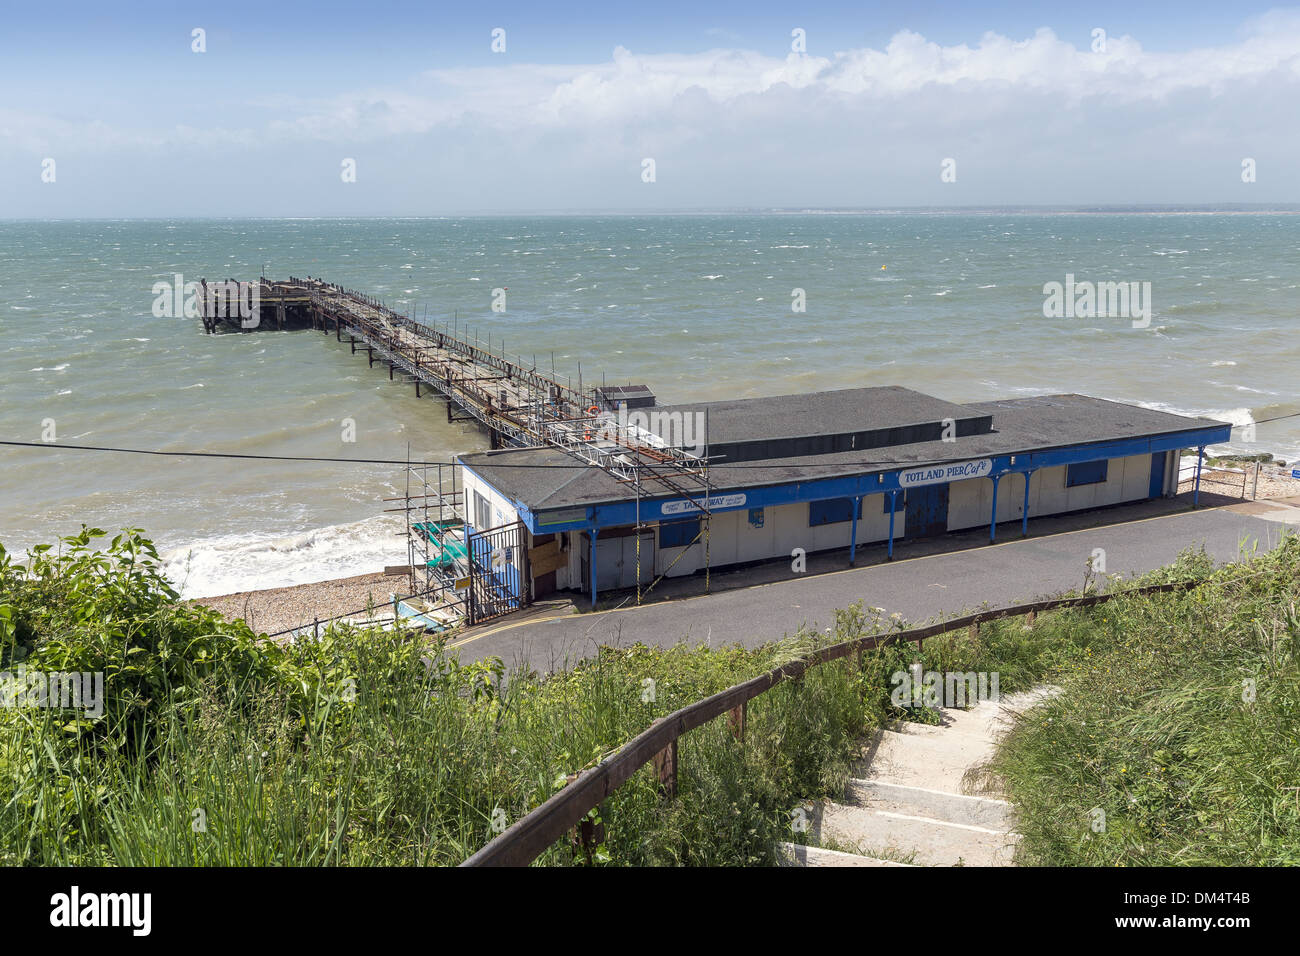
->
[1021,470,1034,537]
[1193,445,1204,507]
[589,528,599,609]
[887,490,898,560]
[849,495,861,566]
[989,474,1001,543]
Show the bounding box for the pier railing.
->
[459,576,1207,866]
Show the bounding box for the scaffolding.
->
[249,276,715,626]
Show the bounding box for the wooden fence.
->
[459,578,1203,867]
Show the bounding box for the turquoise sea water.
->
[1,214,1296,594]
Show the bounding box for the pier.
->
[200,276,715,627]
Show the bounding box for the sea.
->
[1,214,1296,596]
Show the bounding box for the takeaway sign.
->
[899,459,993,488]
[661,493,747,516]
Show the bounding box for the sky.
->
[2,1,1299,216]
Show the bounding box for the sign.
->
[1292,469,1300,480]
[899,458,993,488]
[453,576,470,592]
[536,507,587,527]
[661,493,746,516]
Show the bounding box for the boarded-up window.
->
[659,517,700,548]
[1066,460,1109,487]
[809,497,863,527]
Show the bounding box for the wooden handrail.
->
[459,577,1203,866]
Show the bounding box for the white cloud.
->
[4,16,1300,214]
[265,19,1300,140]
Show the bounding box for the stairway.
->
[781,688,1052,867]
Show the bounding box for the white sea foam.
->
[161,514,406,599]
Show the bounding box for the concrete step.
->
[844,778,1014,830]
[857,728,995,791]
[813,800,1019,867]
[778,843,913,867]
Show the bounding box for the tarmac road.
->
[447,502,1298,673]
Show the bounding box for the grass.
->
[0,528,908,865]
[985,534,1300,865]
[2,525,1294,866]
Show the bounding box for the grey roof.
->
[459,393,1230,514]
[655,386,987,445]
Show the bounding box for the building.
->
[454,386,1231,607]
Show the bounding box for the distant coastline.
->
[6,205,1300,222]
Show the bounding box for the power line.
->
[2,412,1294,473]
[0,440,435,467]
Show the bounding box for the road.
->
[449,501,1299,672]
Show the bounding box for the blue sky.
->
[3,1,1299,215]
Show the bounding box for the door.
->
[593,535,624,592]
[619,533,655,589]
[1149,451,1166,498]
[594,532,655,591]
[905,484,949,538]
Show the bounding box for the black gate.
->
[466,520,529,623]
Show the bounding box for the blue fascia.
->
[485,425,1230,535]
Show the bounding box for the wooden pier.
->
[198,275,719,625]
[202,276,614,451]
[198,276,709,479]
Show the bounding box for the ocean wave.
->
[161,514,406,599]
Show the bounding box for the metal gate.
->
[466,520,529,623]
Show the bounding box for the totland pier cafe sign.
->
[898,458,993,488]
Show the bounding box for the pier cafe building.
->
[455,386,1231,606]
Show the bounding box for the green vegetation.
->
[986,535,1300,865]
[0,528,905,865]
[2,526,1294,866]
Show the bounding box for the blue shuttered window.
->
[809,497,864,527]
[1066,460,1109,487]
[659,517,701,548]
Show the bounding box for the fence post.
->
[968,621,979,641]
[564,773,606,864]
[650,719,678,798]
[728,701,747,743]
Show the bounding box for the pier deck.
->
[200,275,716,622]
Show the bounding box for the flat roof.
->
[654,386,988,445]
[459,393,1231,513]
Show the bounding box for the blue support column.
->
[1193,445,1204,507]
[849,496,861,566]
[989,474,1001,543]
[589,527,599,608]
[1021,470,1033,537]
[886,490,897,560]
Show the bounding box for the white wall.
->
[531,454,1164,593]
[947,454,1155,532]
[461,468,520,531]
[655,495,906,579]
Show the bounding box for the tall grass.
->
[4,526,1291,865]
[0,529,900,865]
[986,534,1300,865]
